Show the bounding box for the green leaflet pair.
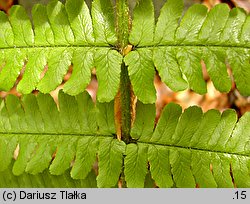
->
[0,92,250,187]
[0,0,250,103]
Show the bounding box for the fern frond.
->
[125,0,250,103]
[124,102,250,187]
[0,163,97,187]
[1,0,250,103]
[0,93,250,187]
[0,91,125,187]
[0,0,120,102]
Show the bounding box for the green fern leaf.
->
[92,0,116,45]
[124,49,156,103]
[63,48,94,95]
[199,4,230,44]
[170,149,196,188]
[95,49,123,102]
[0,91,126,187]
[129,102,250,187]
[154,0,183,44]
[129,0,154,46]
[65,0,94,44]
[32,4,54,45]
[71,137,99,179]
[47,0,74,45]
[97,138,125,188]
[124,143,148,188]
[130,101,155,140]
[9,5,34,46]
[49,137,78,175]
[0,49,26,91]
[148,145,173,188]
[125,0,250,103]
[0,11,14,46]
[1,0,250,103]
[0,0,120,102]
[176,4,208,44]
[0,163,97,187]
[37,48,73,93]
[1,93,250,187]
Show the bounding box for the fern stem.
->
[116,0,130,50]
[115,0,133,144]
[119,63,132,144]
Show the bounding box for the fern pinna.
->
[0,0,250,187]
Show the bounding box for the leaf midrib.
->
[1,43,250,51]
[3,131,246,157]
[0,131,113,137]
[138,141,250,158]
[0,44,112,50]
[136,44,250,49]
